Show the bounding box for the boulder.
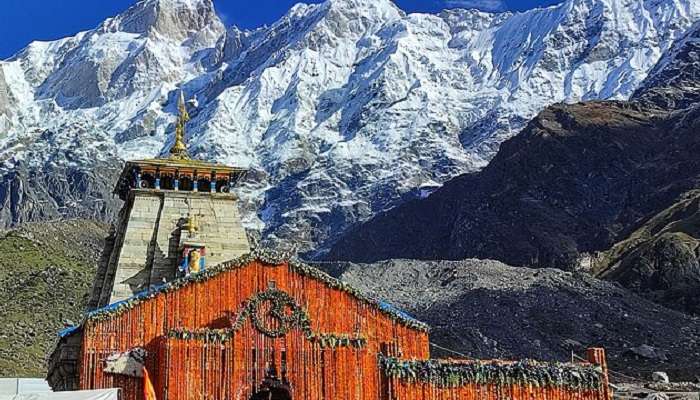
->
[626,345,669,361]
[652,371,670,383]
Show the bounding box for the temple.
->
[47,92,612,400]
[89,91,250,307]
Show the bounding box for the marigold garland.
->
[379,356,604,390]
[79,249,428,332]
[68,246,610,400]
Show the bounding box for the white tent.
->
[0,389,119,400]
[0,380,50,395]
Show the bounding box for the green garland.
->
[168,328,235,342]
[245,289,305,338]
[379,356,603,390]
[83,249,428,332]
[168,328,367,349]
[167,289,367,349]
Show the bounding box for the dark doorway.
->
[249,387,291,400]
[250,379,291,400]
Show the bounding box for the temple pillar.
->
[587,347,611,400]
[155,170,161,190]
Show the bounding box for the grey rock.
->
[644,394,669,400]
[626,345,669,362]
[653,372,671,384]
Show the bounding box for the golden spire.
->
[169,90,191,160]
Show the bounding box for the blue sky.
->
[0,0,562,59]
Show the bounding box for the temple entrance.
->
[249,386,292,400]
[250,377,292,400]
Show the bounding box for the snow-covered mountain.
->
[1,0,698,252]
[633,19,700,109]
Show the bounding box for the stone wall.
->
[46,332,82,391]
[89,189,250,308]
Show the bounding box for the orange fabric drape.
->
[143,367,157,400]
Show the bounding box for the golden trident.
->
[169,90,191,160]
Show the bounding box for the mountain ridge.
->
[1,0,699,253]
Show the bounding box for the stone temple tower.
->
[87,91,250,309]
[48,92,251,390]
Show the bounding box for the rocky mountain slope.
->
[596,190,700,315]
[0,220,108,377]
[633,20,700,110]
[1,0,699,253]
[328,18,700,262]
[333,258,700,381]
[327,20,700,315]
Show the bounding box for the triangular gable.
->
[80,250,429,332]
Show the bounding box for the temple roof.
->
[62,250,429,335]
[113,158,247,198]
[113,91,247,198]
[121,157,245,172]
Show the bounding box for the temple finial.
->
[169,90,191,160]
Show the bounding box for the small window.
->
[179,176,194,191]
[198,178,211,192]
[160,175,175,190]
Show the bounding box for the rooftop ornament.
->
[112,90,248,200]
[169,90,191,160]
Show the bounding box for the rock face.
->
[0,125,123,227]
[327,100,700,268]
[633,20,700,110]
[1,0,699,251]
[34,0,224,109]
[331,258,700,381]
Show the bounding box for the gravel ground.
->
[326,259,700,382]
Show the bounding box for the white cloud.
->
[442,0,508,12]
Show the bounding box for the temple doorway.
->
[249,387,292,400]
[250,376,292,400]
